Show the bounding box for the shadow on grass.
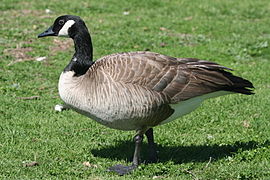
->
[91,140,269,164]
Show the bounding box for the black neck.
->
[64,28,94,76]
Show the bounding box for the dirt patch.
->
[4,44,34,66]
[2,9,42,18]
[4,38,74,66]
[50,38,73,55]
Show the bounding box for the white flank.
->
[161,91,231,124]
[58,20,75,37]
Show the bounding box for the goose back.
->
[91,51,252,102]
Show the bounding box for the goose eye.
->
[59,19,65,25]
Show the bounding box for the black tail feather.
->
[221,70,254,95]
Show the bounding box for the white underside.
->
[161,91,231,124]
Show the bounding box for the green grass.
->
[1,0,270,179]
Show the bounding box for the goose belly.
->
[68,92,167,131]
[58,73,169,130]
[58,71,230,130]
[78,89,169,130]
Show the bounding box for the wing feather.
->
[93,51,253,104]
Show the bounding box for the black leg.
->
[145,128,158,163]
[132,134,143,166]
[108,134,143,175]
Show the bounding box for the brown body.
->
[59,51,253,131]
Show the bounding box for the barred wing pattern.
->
[97,51,252,103]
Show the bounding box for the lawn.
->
[1,0,270,179]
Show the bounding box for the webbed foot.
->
[107,164,137,175]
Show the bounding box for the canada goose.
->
[38,15,254,175]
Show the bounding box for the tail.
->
[183,58,255,95]
[220,70,254,95]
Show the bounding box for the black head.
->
[38,15,88,38]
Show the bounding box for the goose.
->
[38,15,254,175]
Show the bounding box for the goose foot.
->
[108,134,143,175]
[108,164,137,175]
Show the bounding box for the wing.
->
[93,51,253,103]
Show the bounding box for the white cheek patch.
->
[58,20,75,37]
